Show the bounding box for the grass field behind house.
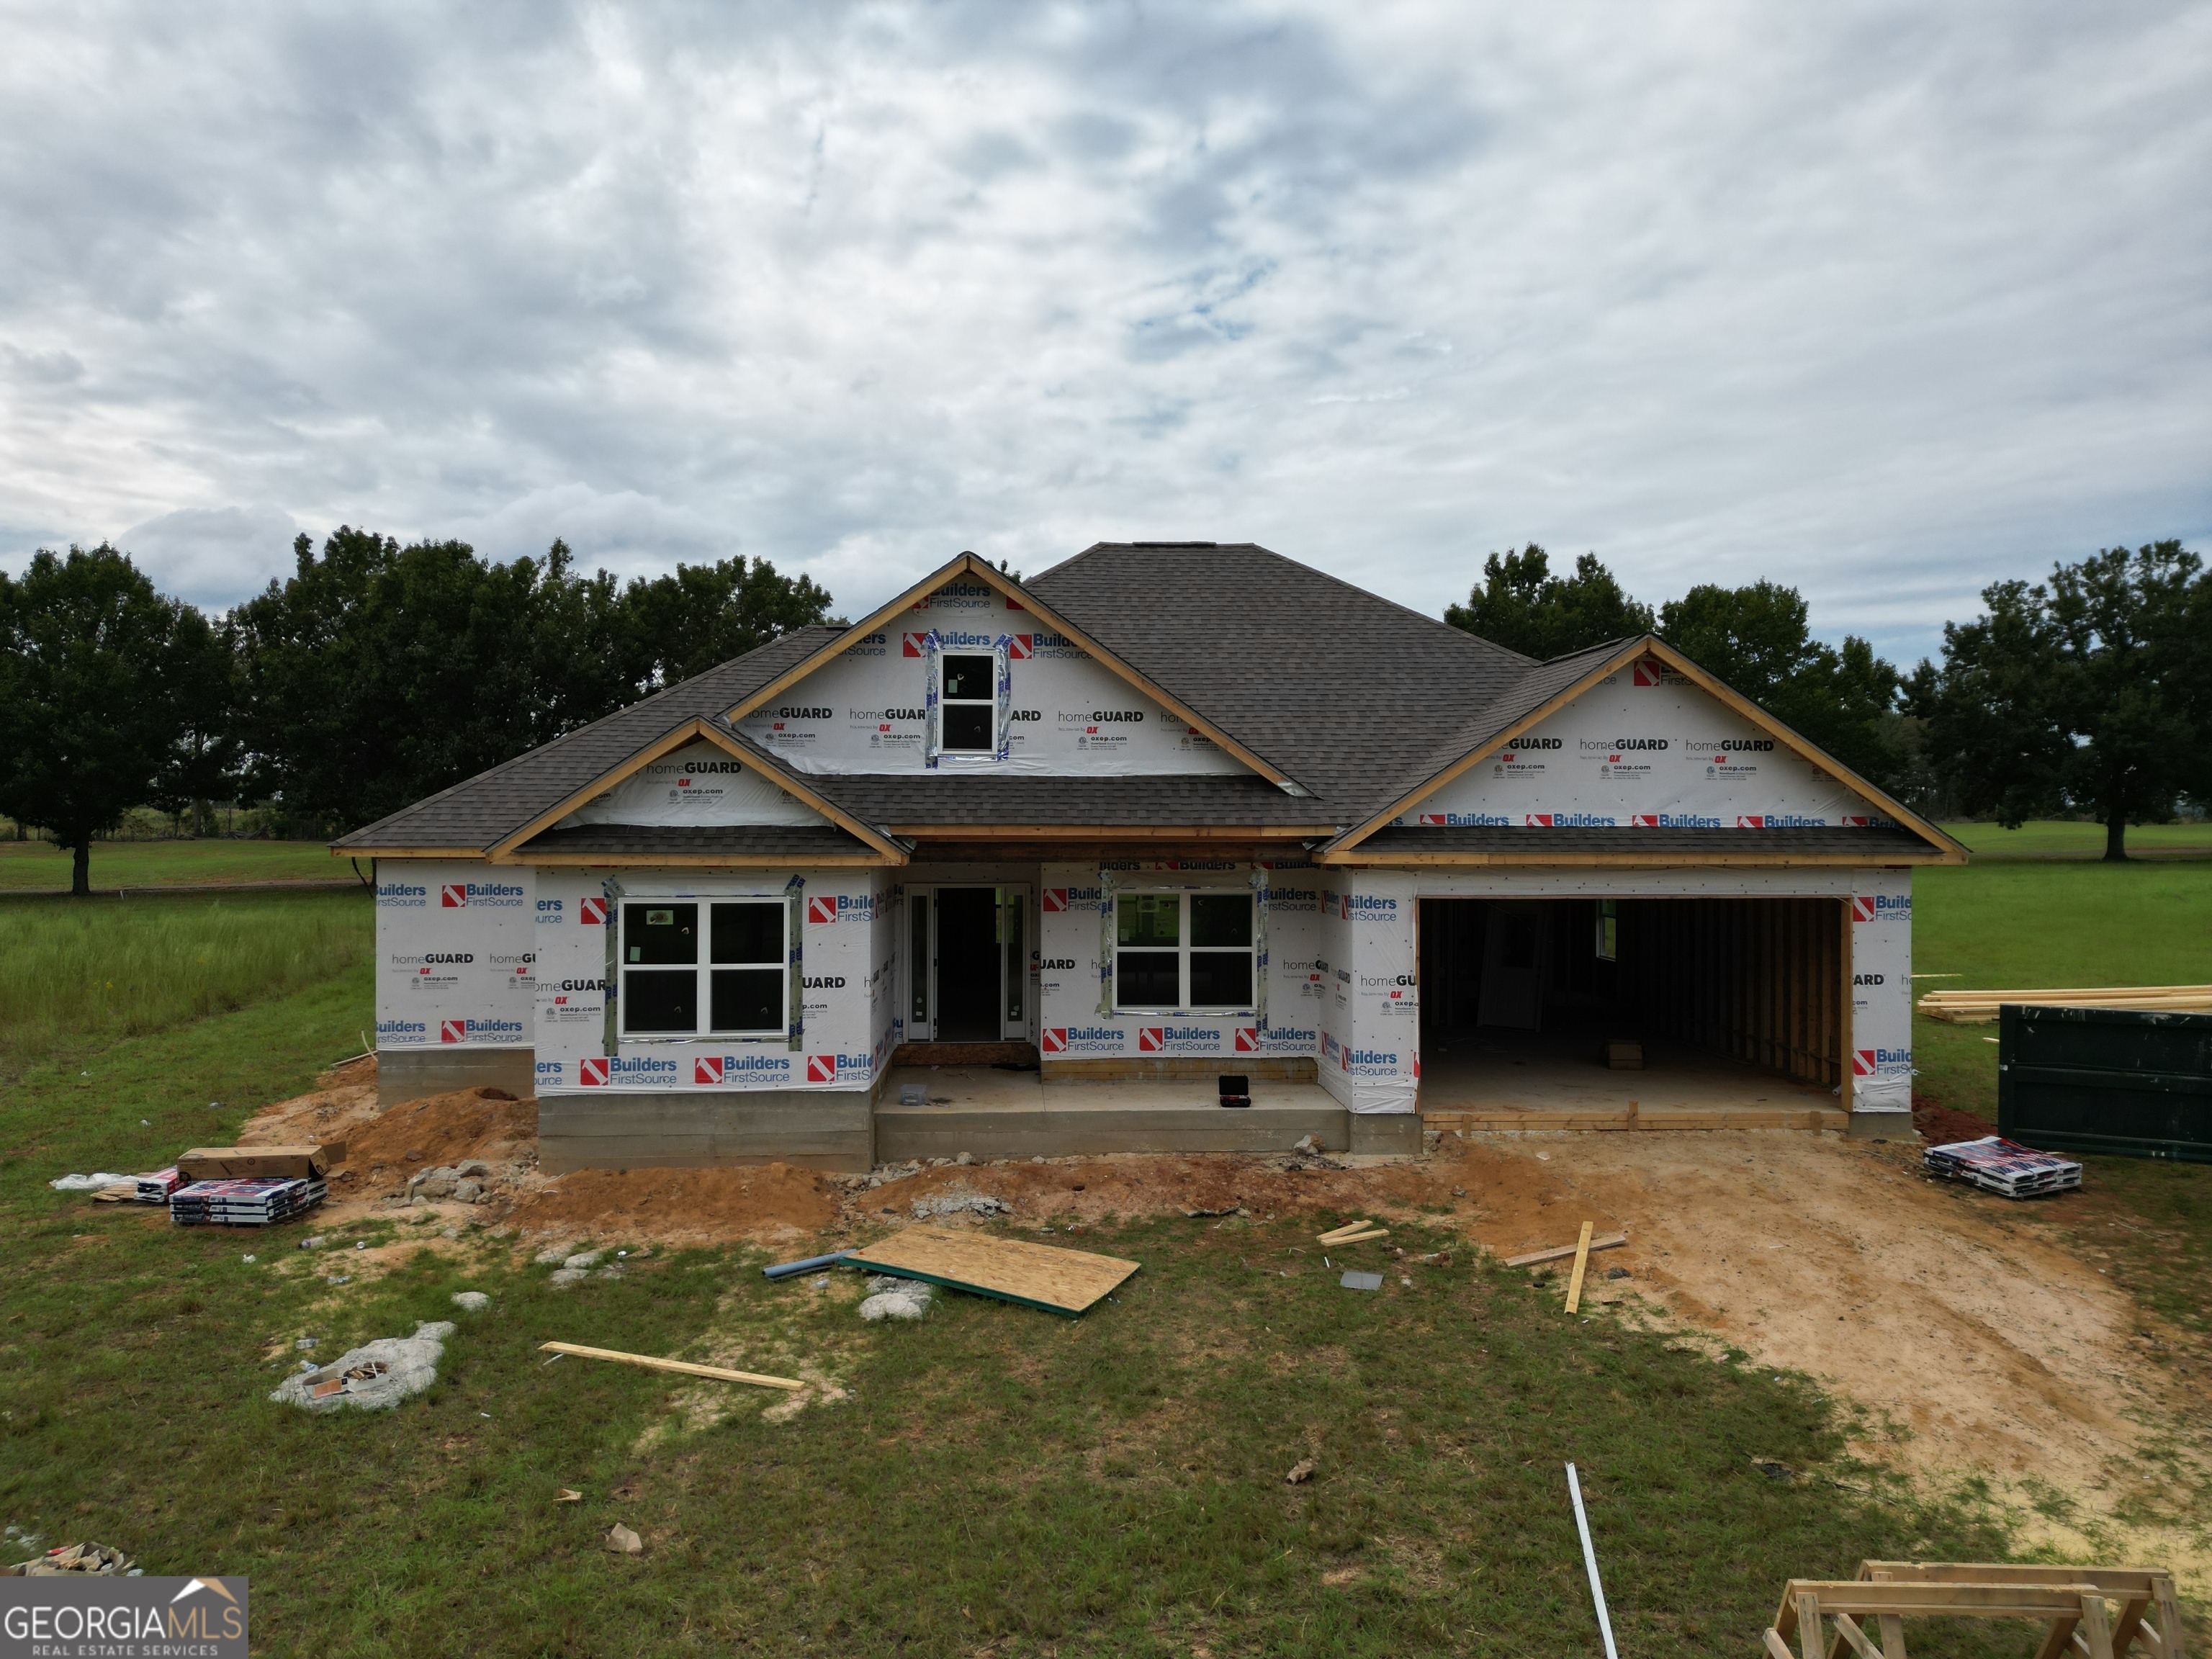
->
[0,890,372,1077]
[0,838,354,891]
[1938,821,2212,859]
[1907,859,2212,1122]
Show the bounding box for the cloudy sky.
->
[3,2,2207,664]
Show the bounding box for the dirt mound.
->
[334,1088,537,1183]
[1913,1092,1996,1148]
[507,1161,840,1246]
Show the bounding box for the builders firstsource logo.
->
[374,881,428,908]
[374,1018,427,1043]
[1339,894,1398,921]
[440,881,526,909]
[1851,894,1912,923]
[1416,811,1511,827]
[1043,886,1102,912]
[806,894,873,925]
[577,1056,680,1087]
[1139,1025,1221,1053]
[1041,1025,1125,1054]
[438,1017,524,1044]
[1853,1047,1911,1077]
[806,1053,870,1083]
[1524,812,1617,827]
[1341,1046,1400,1078]
[1631,814,1722,829]
[692,1053,794,1084]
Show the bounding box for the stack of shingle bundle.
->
[1923,1136,2083,1198]
[135,1167,184,1203]
[170,1175,328,1226]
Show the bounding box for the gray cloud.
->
[1,1,2206,665]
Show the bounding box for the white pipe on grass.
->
[1565,1462,1619,1659]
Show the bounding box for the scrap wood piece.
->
[537,1342,804,1392]
[1503,1233,1626,1269]
[1324,1228,1389,1245]
[1916,984,2212,1024]
[841,1226,1138,1318]
[1315,1218,1372,1244]
[1563,1221,1595,1315]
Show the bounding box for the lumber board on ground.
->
[1324,1228,1389,1244]
[537,1341,804,1390]
[1315,1219,1372,1244]
[1563,1220,1594,1314]
[1503,1233,1626,1268]
[1917,985,2212,1025]
[842,1226,1140,1317]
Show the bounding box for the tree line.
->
[0,530,836,892]
[1446,541,2212,859]
[2,529,2205,891]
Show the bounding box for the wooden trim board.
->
[842,1226,1140,1317]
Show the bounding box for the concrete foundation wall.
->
[876,1104,1349,1161]
[379,1046,538,1107]
[538,1091,874,1174]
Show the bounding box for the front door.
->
[912,886,1031,1043]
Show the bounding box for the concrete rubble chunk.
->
[860,1275,933,1322]
[606,1524,644,1556]
[270,1321,457,1413]
[548,1268,589,1287]
[562,1249,604,1270]
[910,1190,1010,1220]
[451,1290,490,1311]
[533,1244,575,1265]
[454,1179,482,1204]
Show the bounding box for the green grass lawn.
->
[1939,820,2212,860]
[1908,858,2212,1122]
[0,889,372,1079]
[0,924,2034,1656]
[0,838,354,891]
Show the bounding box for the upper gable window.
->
[939,653,997,754]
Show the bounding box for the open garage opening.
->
[1416,896,1848,1115]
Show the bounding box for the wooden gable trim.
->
[484,718,907,866]
[720,551,1302,793]
[1317,635,1966,866]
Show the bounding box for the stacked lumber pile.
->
[1916,984,2212,1024]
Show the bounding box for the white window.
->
[620,900,786,1038]
[939,652,997,753]
[1113,891,1254,1011]
[1594,898,1617,962]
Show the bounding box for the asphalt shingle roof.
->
[513,824,883,859]
[335,544,1943,861]
[805,773,1332,827]
[1024,543,1541,822]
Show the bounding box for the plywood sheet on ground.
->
[844,1226,1140,1316]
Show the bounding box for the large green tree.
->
[233,531,836,833]
[1658,581,1905,788]
[0,545,215,893]
[1444,545,1654,660]
[1915,541,2207,860]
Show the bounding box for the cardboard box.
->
[177,1145,333,1181]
